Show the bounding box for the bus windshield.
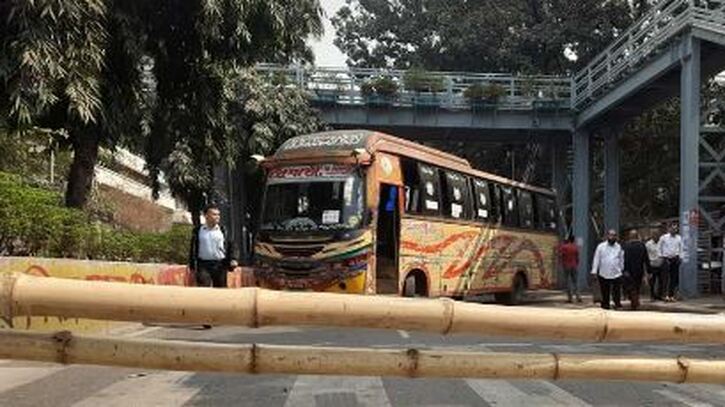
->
[261,173,364,232]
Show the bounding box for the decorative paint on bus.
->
[398,219,556,296]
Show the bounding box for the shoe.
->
[202,324,212,330]
[576,297,583,303]
[566,298,573,304]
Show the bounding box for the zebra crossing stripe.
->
[0,364,64,393]
[283,376,391,407]
[465,379,591,406]
[654,388,715,407]
[71,371,199,407]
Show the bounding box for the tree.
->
[159,69,326,226]
[332,0,633,74]
[1,0,323,211]
[1,0,147,208]
[141,1,323,223]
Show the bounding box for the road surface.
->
[3,324,725,406]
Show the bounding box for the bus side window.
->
[518,190,534,229]
[417,163,441,216]
[472,179,491,222]
[538,196,558,231]
[502,187,519,227]
[442,171,471,220]
[489,183,502,224]
[402,159,421,213]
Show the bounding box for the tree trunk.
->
[65,127,100,209]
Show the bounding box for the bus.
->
[253,130,559,304]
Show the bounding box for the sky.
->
[309,0,348,67]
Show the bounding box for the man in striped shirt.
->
[658,223,682,302]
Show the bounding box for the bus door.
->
[375,183,400,294]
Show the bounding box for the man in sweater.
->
[623,230,650,310]
[591,229,625,310]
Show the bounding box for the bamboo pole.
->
[1,329,724,384]
[4,273,725,344]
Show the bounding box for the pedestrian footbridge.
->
[252,0,725,297]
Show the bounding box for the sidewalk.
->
[522,290,725,314]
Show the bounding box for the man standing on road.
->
[645,229,664,301]
[658,223,682,302]
[623,230,650,310]
[591,229,624,310]
[188,204,237,289]
[559,235,582,303]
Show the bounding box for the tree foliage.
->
[141,1,324,220]
[1,0,324,211]
[156,69,326,221]
[332,0,633,74]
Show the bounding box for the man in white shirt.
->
[591,229,625,310]
[645,230,664,301]
[188,204,237,289]
[658,223,682,302]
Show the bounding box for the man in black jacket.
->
[188,204,237,289]
[623,229,650,310]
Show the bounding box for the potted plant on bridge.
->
[533,82,567,111]
[464,82,506,111]
[312,72,346,106]
[404,67,446,108]
[361,76,398,107]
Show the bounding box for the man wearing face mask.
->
[591,229,625,310]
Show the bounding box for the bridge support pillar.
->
[679,35,701,298]
[551,140,570,237]
[604,129,620,234]
[573,128,591,290]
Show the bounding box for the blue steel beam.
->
[576,37,690,128]
[679,35,701,298]
[318,105,573,132]
[572,128,591,290]
[604,129,620,234]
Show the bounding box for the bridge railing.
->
[256,64,572,111]
[573,0,725,111]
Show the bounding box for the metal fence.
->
[573,0,725,111]
[258,1,725,114]
[255,64,573,111]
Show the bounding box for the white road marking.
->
[479,343,533,347]
[284,376,391,407]
[465,379,591,406]
[397,330,410,339]
[0,364,64,393]
[72,371,199,407]
[122,326,163,338]
[655,389,715,407]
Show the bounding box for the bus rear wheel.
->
[494,274,526,305]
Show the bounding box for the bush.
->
[0,172,191,263]
[464,82,507,101]
[360,76,399,98]
[403,67,445,93]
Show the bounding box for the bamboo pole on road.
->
[3,273,725,344]
[1,329,725,384]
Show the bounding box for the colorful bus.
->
[254,130,559,304]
